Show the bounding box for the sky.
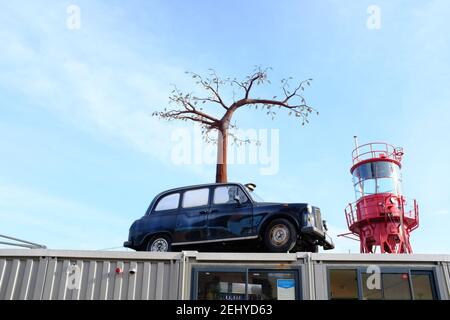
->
[0,0,449,253]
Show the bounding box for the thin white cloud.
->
[0,2,194,167]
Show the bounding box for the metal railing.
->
[352,142,404,165]
[344,202,358,228]
[0,234,47,249]
[344,197,418,231]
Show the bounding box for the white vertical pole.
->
[353,136,360,157]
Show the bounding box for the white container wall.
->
[0,250,184,300]
[1,250,449,300]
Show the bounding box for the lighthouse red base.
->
[358,221,412,253]
[345,194,418,253]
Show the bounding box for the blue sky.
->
[0,0,449,253]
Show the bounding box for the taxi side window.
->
[214,186,248,205]
[154,193,180,211]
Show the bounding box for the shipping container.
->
[1,249,449,300]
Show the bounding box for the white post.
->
[353,136,360,158]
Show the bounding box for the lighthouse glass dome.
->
[352,161,402,200]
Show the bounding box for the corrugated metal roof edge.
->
[0,249,305,262]
[0,249,183,260]
[311,253,450,262]
[193,252,304,261]
[0,249,449,263]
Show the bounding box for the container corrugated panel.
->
[41,257,181,300]
[0,256,48,300]
[0,251,182,300]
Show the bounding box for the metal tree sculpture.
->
[153,66,317,183]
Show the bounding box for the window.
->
[197,271,246,300]
[329,269,358,300]
[328,268,437,300]
[182,188,209,208]
[195,269,300,300]
[382,273,411,300]
[353,162,401,180]
[248,271,296,300]
[352,161,402,198]
[354,162,374,180]
[376,178,400,194]
[154,193,180,211]
[361,273,382,300]
[248,190,264,202]
[213,186,248,205]
[411,272,435,300]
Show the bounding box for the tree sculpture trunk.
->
[215,127,228,183]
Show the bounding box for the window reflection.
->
[196,270,298,300]
[154,193,180,211]
[412,273,435,300]
[361,273,382,300]
[329,269,436,300]
[214,186,248,205]
[182,188,209,208]
[382,273,411,300]
[197,272,246,300]
[248,272,296,300]
[329,269,358,300]
[352,161,402,198]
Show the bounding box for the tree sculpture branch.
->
[152,66,318,182]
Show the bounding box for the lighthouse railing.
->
[344,196,419,231]
[344,203,357,228]
[402,198,419,231]
[352,142,403,165]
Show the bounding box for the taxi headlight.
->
[307,213,315,227]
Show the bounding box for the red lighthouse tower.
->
[343,138,419,253]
